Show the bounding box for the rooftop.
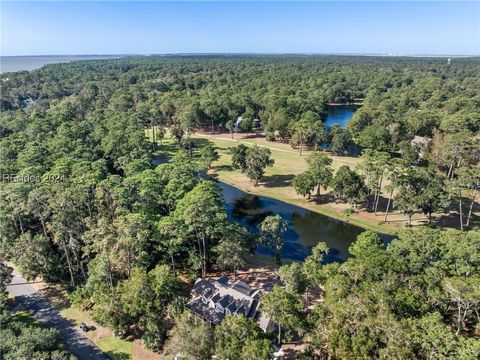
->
[186,277,273,332]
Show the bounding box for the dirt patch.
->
[93,324,112,340]
[281,342,306,359]
[133,340,163,360]
[38,284,70,310]
[208,257,281,293]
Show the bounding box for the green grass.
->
[149,129,477,235]
[96,337,133,360]
[192,134,400,235]
[60,306,93,328]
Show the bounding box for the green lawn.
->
[96,337,133,360]
[147,129,478,235]
[192,134,400,235]
[146,130,400,234]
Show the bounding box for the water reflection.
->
[220,181,393,262]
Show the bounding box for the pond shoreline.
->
[327,102,363,106]
[215,174,398,237]
[190,131,401,237]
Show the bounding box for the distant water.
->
[324,105,356,128]
[0,55,121,73]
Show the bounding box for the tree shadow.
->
[191,138,210,148]
[261,174,295,188]
[38,284,71,311]
[432,195,479,230]
[151,154,171,166]
[372,192,478,230]
[314,192,336,204]
[213,164,233,172]
[242,133,264,139]
[105,351,131,360]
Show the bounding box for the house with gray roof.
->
[186,276,274,332]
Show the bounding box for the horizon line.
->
[2,52,479,58]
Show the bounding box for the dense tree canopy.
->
[302,229,480,359]
[1,55,478,358]
[2,55,478,154]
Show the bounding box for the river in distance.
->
[0,55,121,73]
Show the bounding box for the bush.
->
[141,323,167,351]
[265,133,276,142]
[343,208,355,217]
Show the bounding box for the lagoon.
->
[153,152,393,262]
[220,181,393,262]
[324,105,356,128]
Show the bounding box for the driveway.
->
[6,268,109,360]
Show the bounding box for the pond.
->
[324,105,357,128]
[220,181,394,262]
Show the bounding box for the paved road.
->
[6,268,109,360]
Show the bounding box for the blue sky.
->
[2,1,479,56]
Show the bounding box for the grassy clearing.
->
[193,134,401,235]
[146,128,477,234]
[96,337,134,360]
[199,134,480,233]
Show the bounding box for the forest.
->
[0,55,479,359]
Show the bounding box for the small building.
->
[186,276,274,332]
[410,135,431,159]
[233,116,260,132]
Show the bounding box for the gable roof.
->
[231,280,252,295]
[187,277,272,330]
[217,275,229,286]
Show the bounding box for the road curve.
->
[6,268,109,360]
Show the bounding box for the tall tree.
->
[306,152,334,199]
[199,143,219,170]
[291,112,318,155]
[261,285,304,344]
[456,165,480,228]
[292,170,316,199]
[157,216,186,276]
[214,223,250,281]
[383,158,409,223]
[244,145,274,185]
[259,215,287,265]
[279,262,308,295]
[230,144,248,172]
[357,149,390,213]
[225,119,234,139]
[215,315,273,360]
[164,311,214,360]
[174,180,227,278]
[332,166,367,208]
